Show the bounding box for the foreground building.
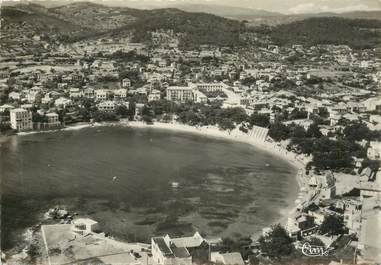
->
[10,108,33,131]
[166,86,193,102]
[151,232,209,265]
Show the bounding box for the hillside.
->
[247,10,381,26]
[1,2,243,47]
[270,17,381,49]
[2,2,381,52]
[169,3,282,21]
[49,2,142,32]
[126,8,243,48]
[0,3,94,50]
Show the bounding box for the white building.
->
[10,108,33,131]
[193,90,207,103]
[308,172,336,200]
[191,82,227,92]
[114,89,128,100]
[95,89,110,101]
[26,90,40,103]
[122,78,131,88]
[41,93,53,105]
[54,97,72,108]
[8,91,21,101]
[151,237,192,265]
[46,113,60,127]
[367,141,381,160]
[148,89,161,102]
[69,88,83,98]
[97,100,116,112]
[166,86,193,102]
[0,104,14,112]
[152,232,206,265]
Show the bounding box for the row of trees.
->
[268,119,379,172]
[140,100,273,132]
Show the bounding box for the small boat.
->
[265,163,270,167]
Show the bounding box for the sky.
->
[97,0,381,13]
[4,0,381,14]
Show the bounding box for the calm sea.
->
[0,126,297,251]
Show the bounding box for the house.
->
[54,97,72,108]
[41,93,54,105]
[46,113,60,128]
[308,172,336,199]
[121,78,131,88]
[114,89,128,100]
[0,104,15,112]
[10,108,33,131]
[343,200,361,234]
[286,213,318,239]
[72,218,100,235]
[83,88,95,99]
[95,89,110,101]
[151,236,192,265]
[210,252,244,265]
[367,141,381,160]
[151,232,210,265]
[26,90,40,103]
[9,91,21,101]
[362,97,381,112]
[97,101,116,112]
[69,88,82,98]
[148,89,161,102]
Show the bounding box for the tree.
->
[319,215,344,236]
[115,105,129,118]
[269,122,290,141]
[306,123,322,138]
[218,118,235,132]
[343,122,381,141]
[290,125,307,138]
[258,224,293,258]
[249,114,270,128]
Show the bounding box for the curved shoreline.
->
[4,120,311,233]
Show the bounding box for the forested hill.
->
[270,17,381,49]
[2,2,243,48]
[2,2,381,50]
[126,9,243,48]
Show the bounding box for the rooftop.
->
[153,237,173,257]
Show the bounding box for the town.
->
[1,2,381,265]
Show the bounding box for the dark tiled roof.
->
[153,237,173,257]
[171,246,190,258]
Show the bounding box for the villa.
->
[151,232,209,265]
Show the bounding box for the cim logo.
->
[301,242,334,257]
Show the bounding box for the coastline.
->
[6,120,311,231]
